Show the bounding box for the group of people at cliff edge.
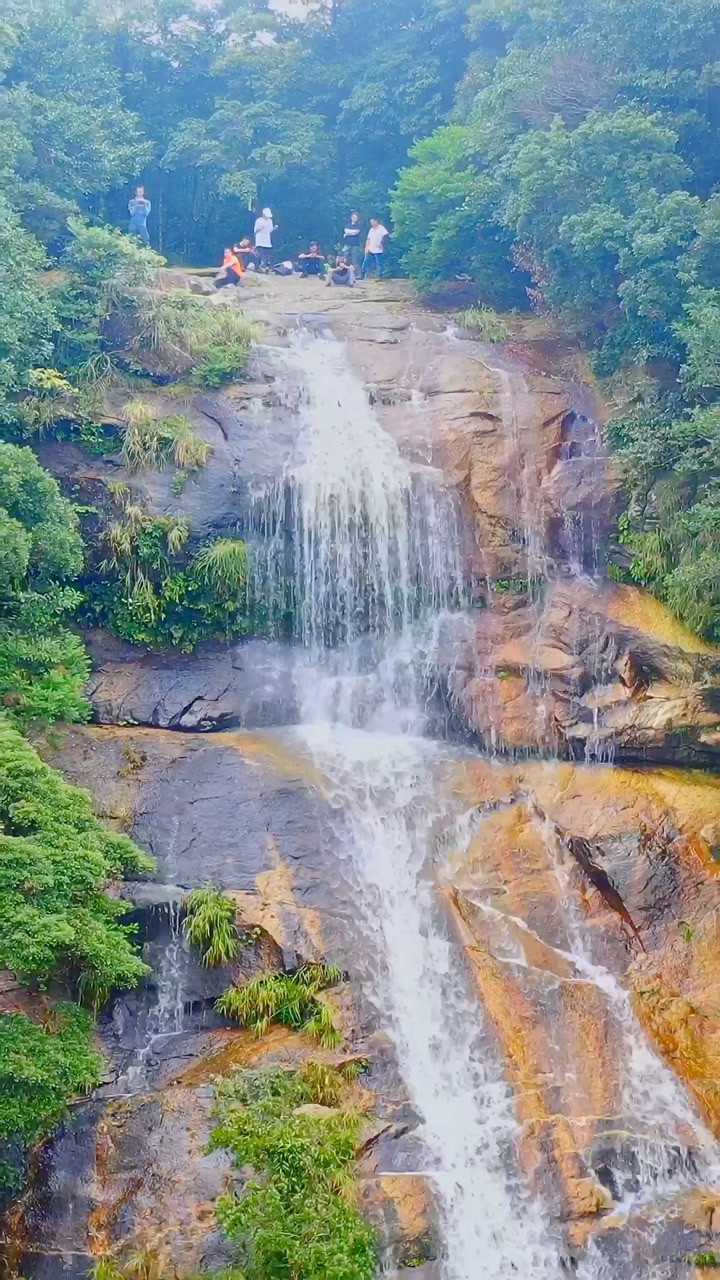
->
[126,187,390,289]
[214,209,391,289]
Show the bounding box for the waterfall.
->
[250,329,720,1276]
[254,331,562,1276]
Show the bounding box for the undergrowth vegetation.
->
[216,965,343,1047]
[609,399,720,640]
[85,487,252,650]
[133,292,260,387]
[120,401,212,472]
[210,1065,377,1280]
[0,442,89,729]
[455,308,510,343]
[0,1005,101,1193]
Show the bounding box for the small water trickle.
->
[541,813,720,1205]
[112,900,188,1095]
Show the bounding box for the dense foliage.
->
[0,1004,101,1191]
[210,1066,377,1280]
[0,721,151,993]
[0,722,152,1188]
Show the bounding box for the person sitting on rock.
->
[327,254,355,288]
[297,243,328,278]
[214,247,245,289]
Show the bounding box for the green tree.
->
[0,443,90,727]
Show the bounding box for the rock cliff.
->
[5,272,720,1278]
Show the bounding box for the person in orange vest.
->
[214,246,245,289]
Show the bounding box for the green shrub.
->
[216,965,343,1047]
[194,342,251,389]
[0,720,152,993]
[86,491,253,651]
[132,292,259,386]
[0,443,90,728]
[0,1004,101,1191]
[192,539,248,596]
[184,888,242,967]
[210,1067,377,1280]
[610,401,720,640]
[54,220,164,372]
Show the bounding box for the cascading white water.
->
[254,331,562,1276]
[253,334,464,661]
[301,728,560,1279]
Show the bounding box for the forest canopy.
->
[2,0,720,626]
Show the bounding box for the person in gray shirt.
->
[128,186,151,246]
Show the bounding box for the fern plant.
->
[183,887,241,967]
[216,964,343,1047]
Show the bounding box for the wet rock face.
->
[438,579,720,765]
[40,725,334,901]
[446,754,720,1249]
[86,630,300,731]
[12,724,428,1275]
[36,347,303,544]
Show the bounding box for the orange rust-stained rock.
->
[449,890,613,1223]
[443,752,720,1233]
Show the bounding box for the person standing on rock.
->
[342,211,363,273]
[128,185,152,246]
[254,207,277,272]
[362,217,390,278]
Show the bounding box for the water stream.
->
[255,332,564,1275]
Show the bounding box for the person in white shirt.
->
[253,207,277,272]
[362,218,390,278]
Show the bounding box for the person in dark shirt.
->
[327,255,355,288]
[297,243,328,277]
[342,212,363,272]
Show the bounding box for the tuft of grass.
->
[191,537,248,596]
[183,887,241,968]
[298,1061,344,1107]
[120,401,212,472]
[216,964,343,1047]
[455,306,510,342]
